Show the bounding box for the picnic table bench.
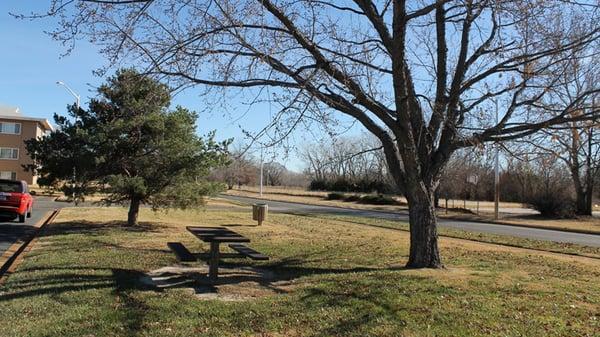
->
[167,242,196,262]
[168,226,268,281]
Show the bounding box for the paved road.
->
[0,196,61,257]
[222,195,600,248]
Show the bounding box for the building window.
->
[0,171,16,180]
[0,122,21,135]
[0,148,18,160]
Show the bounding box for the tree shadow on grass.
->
[203,254,421,336]
[298,278,421,337]
[0,267,157,301]
[0,266,157,337]
[151,249,410,297]
[264,253,408,281]
[41,220,168,238]
[1,261,425,336]
[0,258,408,301]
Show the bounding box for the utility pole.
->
[587,118,593,213]
[587,96,597,215]
[259,147,264,197]
[494,100,500,220]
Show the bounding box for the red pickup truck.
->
[0,179,33,223]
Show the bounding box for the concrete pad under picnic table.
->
[141,264,285,301]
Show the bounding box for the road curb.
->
[223,194,600,236]
[0,209,61,285]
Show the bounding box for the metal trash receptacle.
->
[252,203,268,225]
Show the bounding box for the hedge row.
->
[309,178,395,194]
[325,192,402,206]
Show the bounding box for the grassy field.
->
[0,205,599,336]
[226,187,600,234]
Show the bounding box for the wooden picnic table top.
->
[186,226,250,243]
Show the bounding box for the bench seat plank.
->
[228,244,269,261]
[167,242,197,262]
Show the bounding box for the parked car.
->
[0,179,33,223]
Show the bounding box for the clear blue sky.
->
[0,1,342,172]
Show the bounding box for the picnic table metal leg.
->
[208,241,220,281]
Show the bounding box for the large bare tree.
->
[28,0,600,268]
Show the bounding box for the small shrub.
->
[358,194,399,205]
[326,192,346,200]
[527,191,575,218]
[446,207,476,215]
[329,178,353,192]
[309,179,329,191]
[343,194,362,202]
[309,177,396,194]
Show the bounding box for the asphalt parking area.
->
[0,196,62,258]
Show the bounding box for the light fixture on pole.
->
[56,81,81,109]
[56,81,81,204]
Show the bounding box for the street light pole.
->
[56,81,81,204]
[260,147,264,197]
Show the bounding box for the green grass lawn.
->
[0,206,598,337]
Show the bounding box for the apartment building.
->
[0,106,53,185]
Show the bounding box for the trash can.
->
[252,203,268,225]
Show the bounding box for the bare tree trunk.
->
[127,196,141,226]
[572,167,593,216]
[405,183,443,269]
[575,186,593,215]
[585,186,594,215]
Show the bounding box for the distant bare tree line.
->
[299,135,399,193]
[210,146,307,189]
[214,135,594,218]
[438,151,575,208]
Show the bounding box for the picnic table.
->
[184,226,267,281]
